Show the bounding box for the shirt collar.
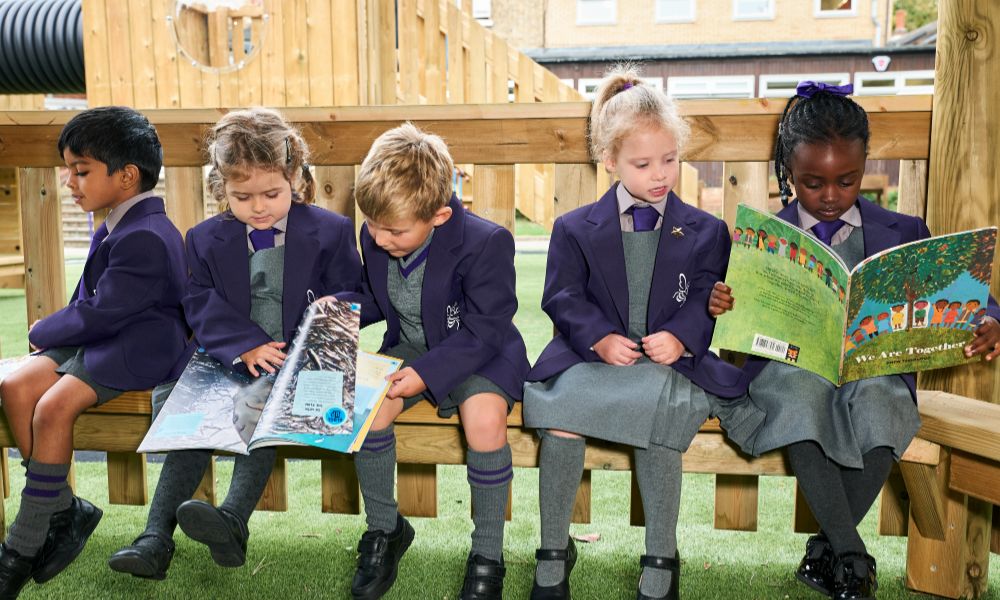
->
[104,190,156,233]
[616,183,667,217]
[245,214,289,237]
[796,201,862,231]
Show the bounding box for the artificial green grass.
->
[515,213,550,237]
[8,460,999,599]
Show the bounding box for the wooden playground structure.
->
[0,0,998,598]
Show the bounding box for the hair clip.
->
[285,137,292,165]
[795,81,853,99]
[622,82,634,91]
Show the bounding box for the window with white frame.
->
[577,77,664,100]
[656,0,695,23]
[854,70,934,96]
[733,0,774,20]
[667,76,755,99]
[577,0,616,25]
[759,73,850,98]
[472,0,491,20]
[815,0,855,17]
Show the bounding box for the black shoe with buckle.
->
[0,544,36,600]
[175,501,249,568]
[33,496,103,584]
[636,553,680,600]
[796,533,835,595]
[459,553,505,599]
[108,531,175,580]
[832,552,877,600]
[530,537,577,600]
[351,514,415,600]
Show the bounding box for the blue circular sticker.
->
[324,406,347,426]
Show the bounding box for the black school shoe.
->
[33,496,103,584]
[175,500,249,568]
[0,544,37,600]
[529,537,577,600]
[636,553,680,600]
[351,514,415,600]
[796,533,835,595]
[108,531,176,580]
[459,553,505,599]
[831,552,877,600]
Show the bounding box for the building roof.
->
[524,39,934,64]
[888,21,937,47]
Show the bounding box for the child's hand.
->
[708,282,734,317]
[965,316,1000,361]
[386,367,427,400]
[642,331,686,365]
[593,333,642,366]
[240,341,287,377]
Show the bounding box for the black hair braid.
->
[773,92,871,206]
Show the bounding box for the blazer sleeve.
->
[182,229,272,367]
[655,219,731,358]
[29,229,171,349]
[540,217,621,358]
[409,227,518,402]
[335,226,385,327]
[318,217,365,298]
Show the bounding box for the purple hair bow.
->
[796,80,853,98]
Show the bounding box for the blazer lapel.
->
[282,203,321,337]
[422,194,464,346]
[587,185,629,329]
[648,192,697,322]
[214,217,252,318]
[83,197,167,296]
[857,198,901,258]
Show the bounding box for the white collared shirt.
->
[616,184,666,232]
[104,190,157,233]
[245,215,289,252]
[797,202,863,246]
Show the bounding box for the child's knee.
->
[463,413,508,449]
[32,396,85,430]
[372,398,403,430]
[546,429,583,440]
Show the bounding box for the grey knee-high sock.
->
[7,460,72,556]
[842,446,895,527]
[634,444,682,597]
[220,447,278,524]
[355,425,399,533]
[787,441,866,555]
[467,444,513,562]
[145,449,213,536]
[536,433,585,587]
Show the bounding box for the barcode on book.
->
[752,334,789,360]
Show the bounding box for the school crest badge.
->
[446,302,461,330]
[672,273,689,306]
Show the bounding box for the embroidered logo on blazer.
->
[446,302,461,330]
[672,273,689,306]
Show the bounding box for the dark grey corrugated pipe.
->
[0,0,84,94]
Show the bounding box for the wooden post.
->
[721,162,769,229]
[677,162,700,209]
[877,466,909,536]
[471,165,515,232]
[397,463,437,517]
[107,452,148,505]
[630,469,644,527]
[363,0,398,105]
[321,455,360,514]
[554,163,597,220]
[255,457,288,512]
[192,457,217,505]
[714,474,759,531]
[570,470,591,524]
[164,167,205,237]
[314,166,357,224]
[896,159,928,219]
[18,168,65,326]
[793,485,820,534]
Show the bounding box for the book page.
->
[137,350,263,454]
[840,227,997,383]
[711,205,849,384]
[250,299,361,449]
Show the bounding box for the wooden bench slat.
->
[256,458,288,512]
[321,456,360,515]
[917,390,1000,463]
[948,450,1000,506]
[397,463,437,518]
[714,474,759,532]
[107,452,148,505]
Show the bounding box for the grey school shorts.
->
[41,346,125,406]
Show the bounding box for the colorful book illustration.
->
[138,298,401,454]
[711,204,997,385]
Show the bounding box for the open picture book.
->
[711,204,997,386]
[138,298,401,454]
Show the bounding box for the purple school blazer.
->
[742,196,1000,401]
[183,202,363,369]
[29,197,188,390]
[340,194,530,404]
[527,184,749,399]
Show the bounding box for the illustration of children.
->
[733,227,743,245]
[930,299,949,327]
[890,305,906,331]
[746,228,757,247]
[814,260,823,279]
[778,238,788,258]
[799,248,809,268]
[913,300,929,328]
[824,268,833,289]
[757,228,768,251]
[851,328,867,348]
[807,255,816,272]
[876,312,892,335]
[838,285,845,303]
[767,235,777,254]
[789,241,798,263]
[844,335,857,354]
[860,315,878,339]
[943,301,961,327]
[957,300,981,330]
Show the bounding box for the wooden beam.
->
[255,458,288,512]
[896,159,928,219]
[164,167,205,237]
[18,168,65,325]
[949,450,1000,505]
[321,455,360,514]
[397,463,437,517]
[107,452,148,505]
[570,470,591,524]
[554,163,597,220]
[878,466,909,537]
[793,485,820,534]
[192,457,216,505]
[722,162,769,229]
[0,98,932,167]
[917,390,1000,462]
[470,164,515,232]
[714,474,759,531]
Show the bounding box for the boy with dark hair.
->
[0,106,189,597]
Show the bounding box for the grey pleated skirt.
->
[714,361,920,469]
[523,358,713,451]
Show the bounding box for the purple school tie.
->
[249,227,277,251]
[811,219,846,246]
[78,221,109,300]
[628,204,659,232]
